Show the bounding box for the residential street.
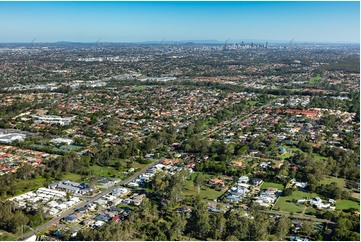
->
[17,159,160,241]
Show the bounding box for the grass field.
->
[274,197,305,213]
[261,182,284,190]
[62,173,83,183]
[305,207,318,215]
[132,162,149,170]
[308,74,321,85]
[15,177,46,196]
[247,100,259,106]
[273,191,318,213]
[320,176,346,188]
[183,172,224,201]
[277,152,293,160]
[88,164,122,178]
[336,200,360,211]
[59,145,83,152]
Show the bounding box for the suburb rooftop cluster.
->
[0,41,359,242]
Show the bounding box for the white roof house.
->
[57,203,68,210]
[238,176,249,183]
[50,138,73,145]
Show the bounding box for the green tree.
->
[194,173,205,195]
[302,221,314,238]
[188,198,210,239]
[274,216,291,240]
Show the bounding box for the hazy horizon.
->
[0,1,359,43]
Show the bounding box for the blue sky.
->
[0,1,359,43]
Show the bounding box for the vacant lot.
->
[320,176,346,188]
[14,177,47,196]
[183,172,225,201]
[336,200,360,211]
[273,191,318,213]
[261,182,284,190]
[61,173,83,183]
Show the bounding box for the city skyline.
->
[0,1,359,43]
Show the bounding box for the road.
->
[264,210,335,224]
[18,159,160,241]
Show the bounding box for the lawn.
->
[305,207,318,215]
[277,152,293,160]
[336,200,360,211]
[261,182,284,190]
[308,74,321,85]
[247,100,259,106]
[88,164,122,179]
[273,191,319,213]
[274,197,305,213]
[320,176,346,188]
[183,172,225,201]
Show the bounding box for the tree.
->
[282,188,293,197]
[168,213,187,240]
[11,210,29,234]
[209,212,226,240]
[188,198,210,239]
[274,217,291,240]
[301,221,314,238]
[194,173,205,195]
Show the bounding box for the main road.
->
[18,159,160,241]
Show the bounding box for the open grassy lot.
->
[183,172,224,201]
[247,100,259,106]
[320,176,346,187]
[304,207,318,215]
[308,74,321,85]
[277,152,293,160]
[321,176,359,201]
[61,173,83,183]
[14,177,47,196]
[88,164,122,179]
[132,162,149,170]
[274,197,305,213]
[273,191,318,213]
[59,145,83,152]
[261,182,284,190]
[336,200,360,211]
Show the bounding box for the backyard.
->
[183,172,225,201]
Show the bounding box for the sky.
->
[0,1,359,43]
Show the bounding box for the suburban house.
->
[238,176,249,184]
[208,178,225,187]
[49,180,92,194]
[251,178,263,186]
